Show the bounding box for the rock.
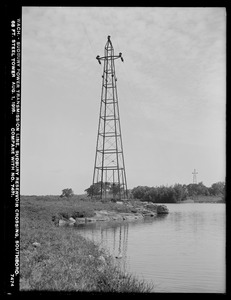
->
[133,213,143,220]
[32,242,41,247]
[95,216,110,221]
[68,222,75,226]
[141,210,155,217]
[127,215,137,221]
[75,218,86,223]
[120,213,130,220]
[85,218,96,223]
[97,210,109,215]
[112,215,123,221]
[95,211,110,221]
[145,203,158,211]
[116,201,123,205]
[59,219,67,226]
[157,205,169,214]
[69,217,76,224]
[120,213,140,221]
[135,207,145,213]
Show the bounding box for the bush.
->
[60,188,74,198]
[71,209,95,218]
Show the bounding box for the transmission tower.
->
[92,36,128,201]
[192,169,198,184]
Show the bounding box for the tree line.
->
[61,181,225,203]
[130,182,225,203]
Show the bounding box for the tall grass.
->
[20,196,153,292]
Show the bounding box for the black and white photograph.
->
[4,5,226,294]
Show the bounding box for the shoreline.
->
[20,196,162,292]
[54,202,169,227]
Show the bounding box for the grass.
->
[20,195,154,292]
[186,195,224,203]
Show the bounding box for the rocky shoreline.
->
[54,202,169,227]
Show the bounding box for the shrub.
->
[71,209,95,218]
[60,188,74,198]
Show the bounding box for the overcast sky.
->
[21,7,226,195]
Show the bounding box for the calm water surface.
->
[75,203,226,293]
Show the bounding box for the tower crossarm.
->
[96,54,123,63]
[96,36,124,64]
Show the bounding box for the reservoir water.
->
[75,203,226,293]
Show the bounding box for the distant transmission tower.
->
[92,36,128,200]
[192,169,198,184]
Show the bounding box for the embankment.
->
[53,201,169,227]
[20,196,164,292]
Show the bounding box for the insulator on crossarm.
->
[96,55,101,64]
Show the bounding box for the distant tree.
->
[131,186,149,200]
[157,185,177,203]
[210,182,225,196]
[145,187,156,202]
[197,182,210,196]
[186,183,209,197]
[85,183,101,197]
[110,183,123,198]
[60,188,74,198]
[173,184,188,202]
[143,187,155,202]
[187,184,197,197]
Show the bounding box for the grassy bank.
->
[186,195,224,203]
[20,196,153,292]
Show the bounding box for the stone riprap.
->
[54,202,169,227]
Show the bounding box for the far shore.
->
[179,195,224,204]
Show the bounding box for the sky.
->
[21,7,226,195]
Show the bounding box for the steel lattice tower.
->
[92,36,128,200]
[192,169,198,184]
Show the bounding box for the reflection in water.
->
[74,204,225,293]
[75,217,167,273]
[77,221,130,272]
